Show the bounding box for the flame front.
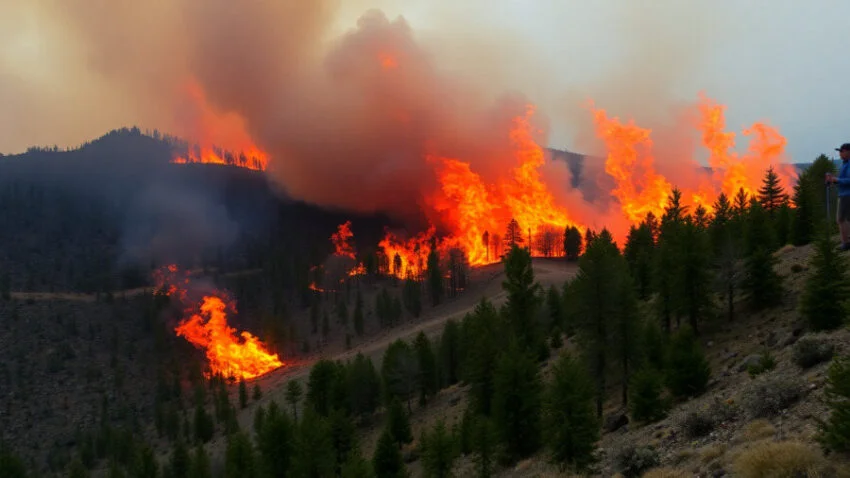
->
[331,221,357,259]
[155,265,282,380]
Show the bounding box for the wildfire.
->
[170,79,269,171]
[379,226,435,279]
[331,221,357,259]
[155,265,282,380]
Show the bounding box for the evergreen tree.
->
[413,332,438,405]
[775,202,792,246]
[292,408,336,478]
[742,200,784,309]
[328,409,358,476]
[792,171,818,246]
[193,405,214,444]
[382,340,419,411]
[572,230,639,415]
[402,279,422,318]
[238,379,248,409]
[545,285,564,333]
[501,244,544,357]
[438,319,462,387]
[543,353,599,472]
[665,326,710,399]
[758,165,790,214]
[623,221,654,300]
[387,398,413,447]
[628,365,668,423]
[800,231,850,331]
[471,417,497,478]
[492,341,542,462]
[563,226,583,261]
[427,239,443,306]
[133,445,159,478]
[505,218,523,247]
[169,441,191,478]
[346,353,381,418]
[654,196,684,333]
[462,299,505,416]
[286,380,303,419]
[340,450,373,478]
[256,402,295,478]
[709,192,733,253]
[372,428,406,478]
[818,355,850,452]
[353,289,365,336]
[188,446,211,478]
[674,217,713,335]
[224,431,255,478]
[421,420,456,478]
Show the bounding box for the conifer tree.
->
[742,199,784,309]
[463,299,505,416]
[543,353,599,472]
[818,356,850,452]
[340,450,373,478]
[286,380,303,419]
[387,397,413,448]
[413,332,438,405]
[438,319,462,387]
[623,221,654,300]
[372,428,407,478]
[628,365,668,423]
[169,440,190,478]
[403,278,422,318]
[292,408,336,478]
[709,192,733,253]
[224,431,256,478]
[800,231,850,331]
[421,420,456,478]
[665,326,710,399]
[346,353,381,418]
[792,171,817,246]
[427,238,443,306]
[505,218,523,247]
[563,226,583,261]
[382,340,419,411]
[256,402,295,478]
[546,285,564,333]
[758,165,790,214]
[492,341,542,462]
[674,217,713,335]
[188,446,211,478]
[353,289,365,336]
[654,191,686,333]
[238,379,248,409]
[470,416,497,478]
[501,244,544,357]
[329,409,358,476]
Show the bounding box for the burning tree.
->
[504,219,524,249]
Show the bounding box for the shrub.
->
[740,419,776,442]
[641,468,690,478]
[747,349,776,377]
[740,376,803,419]
[792,337,834,369]
[678,400,737,439]
[613,444,660,478]
[732,440,831,478]
[818,355,850,452]
[629,366,669,423]
[699,443,727,464]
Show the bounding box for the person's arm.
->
[837,169,850,185]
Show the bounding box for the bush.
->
[740,419,776,442]
[613,444,660,478]
[740,376,803,419]
[792,337,834,369]
[747,349,777,377]
[665,327,711,398]
[678,400,737,439]
[818,355,850,452]
[732,440,832,478]
[629,366,669,423]
[641,468,690,478]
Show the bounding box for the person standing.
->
[827,143,850,250]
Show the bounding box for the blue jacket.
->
[838,160,850,197]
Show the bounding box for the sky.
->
[1,0,849,164]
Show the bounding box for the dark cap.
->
[837,143,850,152]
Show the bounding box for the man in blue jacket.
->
[828,143,850,250]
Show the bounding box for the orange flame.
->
[154,265,282,380]
[331,221,357,259]
[379,226,435,279]
[175,295,283,380]
[170,79,269,171]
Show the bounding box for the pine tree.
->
[387,398,413,447]
[674,217,713,335]
[340,449,373,478]
[492,341,542,462]
[742,200,784,309]
[563,226,583,261]
[438,319,462,387]
[623,221,654,300]
[413,332,438,405]
[328,409,358,475]
[463,299,505,416]
[382,340,419,411]
[224,431,256,478]
[193,405,214,444]
[709,192,733,253]
[286,380,303,419]
[353,289,364,336]
[545,285,564,333]
[628,365,668,423]
[654,210,681,333]
[665,326,710,399]
[372,428,407,478]
[292,408,336,478]
[818,356,850,452]
[501,244,543,357]
[543,352,599,472]
[188,446,211,478]
[256,402,295,478]
[421,420,456,478]
[238,379,248,409]
[402,278,422,318]
[505,218,523,247]
[471,416,497,478]
[791,171,817,246]
[169,440,191,478]
[758,165,790,214]
[346,353,381,418]
[427,238,443,306]
[800,231,850,331]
